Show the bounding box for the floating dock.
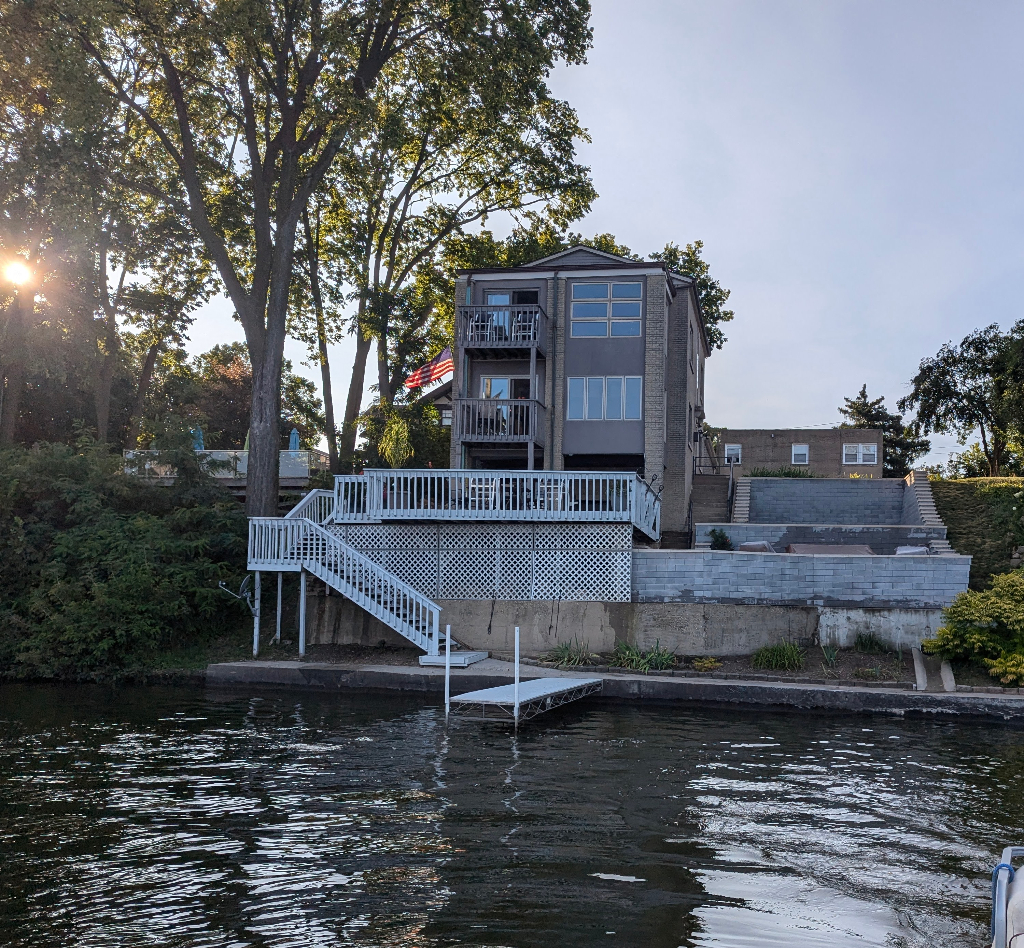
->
[450,676,603,723]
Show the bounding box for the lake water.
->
[0,683,1019,947]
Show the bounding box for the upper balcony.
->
[456,304,547,356]
[455,397,546,444]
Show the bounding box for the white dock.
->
[450,676,603,723]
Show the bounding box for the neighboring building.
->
[714,428,884,478]
[448,246,712,536]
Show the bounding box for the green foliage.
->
[751,642,805,671]
[708,528,733,551]
[0,440,249,680]
[610,641,678,673]
[748,466,816,478]
[854,632,886,654]
[984,653,1024,686]
[930,478,1024,588]
[651,240,734,350]
[357,400,450,469]
[924,570,1024,663]
[820,644,839,678]
[544,637,596,667]
[839,384,930,477]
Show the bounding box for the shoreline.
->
[204,657,1024,721]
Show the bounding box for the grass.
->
[544,637,597,667]
[820,643,839,679]
[854,632,887,654]
[930,477,1024,589]
[751,641,805,672]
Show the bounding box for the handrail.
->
[457,304,547,349]
[454,397,544,443]
[248,517,441,654]
[283,489,334,524]
[329,469,660,540]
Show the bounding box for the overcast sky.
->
[189,0,1024,466]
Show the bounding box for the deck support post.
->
[298,569,307,657]
[275,573,282,644]
[528,347,537,471]
[514,625,520,730]
[252,571,261,658]
[444,624,451,724]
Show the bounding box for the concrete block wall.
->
[632,549,971,608]
[693,522,946,554]
[748,477,907,524]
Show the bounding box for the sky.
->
[187,0,1024,467]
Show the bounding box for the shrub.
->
[923,570,1024,662]
[748,466,815,478]
[708,528,734,551]
[545,637,596,667]
[854,632,886,654]
[751,642,805,671]
[645,641,677,671]
[692,656,722,672]
[820,644,839,678]
[0,439,249,680]
[985,653,1024,686]
[610,641,678,673]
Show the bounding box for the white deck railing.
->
[283,489,335,524]
[125,449,329,479]
[249,517,441,654]
[330,469,660,539]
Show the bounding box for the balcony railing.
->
[330,469,661,539]
[457,304,547,352]
[124,449,330,480]
[455,397,544,443]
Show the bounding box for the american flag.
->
[404,347,453,389]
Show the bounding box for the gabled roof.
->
[523,245,642,267]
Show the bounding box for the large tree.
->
[651,240,734,350]
[899,325,1016,476]
[52,0,591,514]
[839,384,930,478]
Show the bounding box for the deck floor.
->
[450,676,603,723]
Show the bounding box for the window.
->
[567,376,642,420]
[441,409,452,427]
[481,377,531,400]
[844,443,878,465]
[725,444,742,464]
[570,282,643,337]
[689,324,695,369]
[688,405,693,450]
[791,444,809,465]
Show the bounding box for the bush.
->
[610,641,678,673]
[984,653,1024,686]
[751,642,805,671]
[0,439,249,680]
[923,570,1024,662]
[748,467,815,478]
[545,637,596,667]
[708,528,733,551]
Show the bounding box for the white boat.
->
[991,847,1024,947]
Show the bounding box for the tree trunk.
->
[0,290,28,445]
[377,327,392,405]
[339,328,373,463]
[94,313,118,444]
[304,211,339,472]
[127,338,162,446]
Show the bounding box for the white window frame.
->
[843,443,878,465]
[791,443,809,465]
[724,443,742,464]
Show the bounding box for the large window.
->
[570,282,642,337]
[844,443,878,465]
[567,376,642,420]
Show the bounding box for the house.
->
[449,246,711,539]
[714,428,884,478]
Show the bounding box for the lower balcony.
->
[455,397,546,443]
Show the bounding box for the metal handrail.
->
[248,517,441,654]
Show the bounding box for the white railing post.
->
[444,623,451,724]
[253,571,261,657]
[298,567,307,656]
[275,572,282,643]
[514,625,520,730]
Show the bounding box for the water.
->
[1,684,1020,947]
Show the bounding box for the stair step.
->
[419,651,489,667]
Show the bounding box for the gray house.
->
[449,246,712,538]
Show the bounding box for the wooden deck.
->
[450,676,603,723]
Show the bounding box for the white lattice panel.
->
[440,549,497,599]
[381,549,438,597]
[343,523,437,551]
[496,551,533,599]
[559,551,631,601]
[439,522,534,549]
[534,522,631,551]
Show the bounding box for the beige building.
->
[714,428,884,478]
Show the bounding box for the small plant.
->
[748,466,815,478]
[545,637,596,667]
[692,656,722,672]
[985,652,1024,686]
[708,528,734,551]
[820,643,839,678]
[751,642,805,672]
[645,641,678,671]
[854,632,886,654]
[854,666,881,680]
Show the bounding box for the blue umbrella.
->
[191,426,205,450]
[289,427,300,451]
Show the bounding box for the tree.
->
[839,384,930,478]
[651,240,734,350]
[899,326,1015,476]
[56,0,592,514]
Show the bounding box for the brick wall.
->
[632,549,971,608]
[748,477,906,524]
[693,522,946,554]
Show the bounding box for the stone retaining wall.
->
[693,522,946,554]
[748,477,907,524]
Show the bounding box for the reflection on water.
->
[0,684,1019,947]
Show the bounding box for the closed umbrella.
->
[289,427,300,451]
[191,426,205,451]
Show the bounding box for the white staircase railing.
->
[283,489,335,524]
[249,517,441,655]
